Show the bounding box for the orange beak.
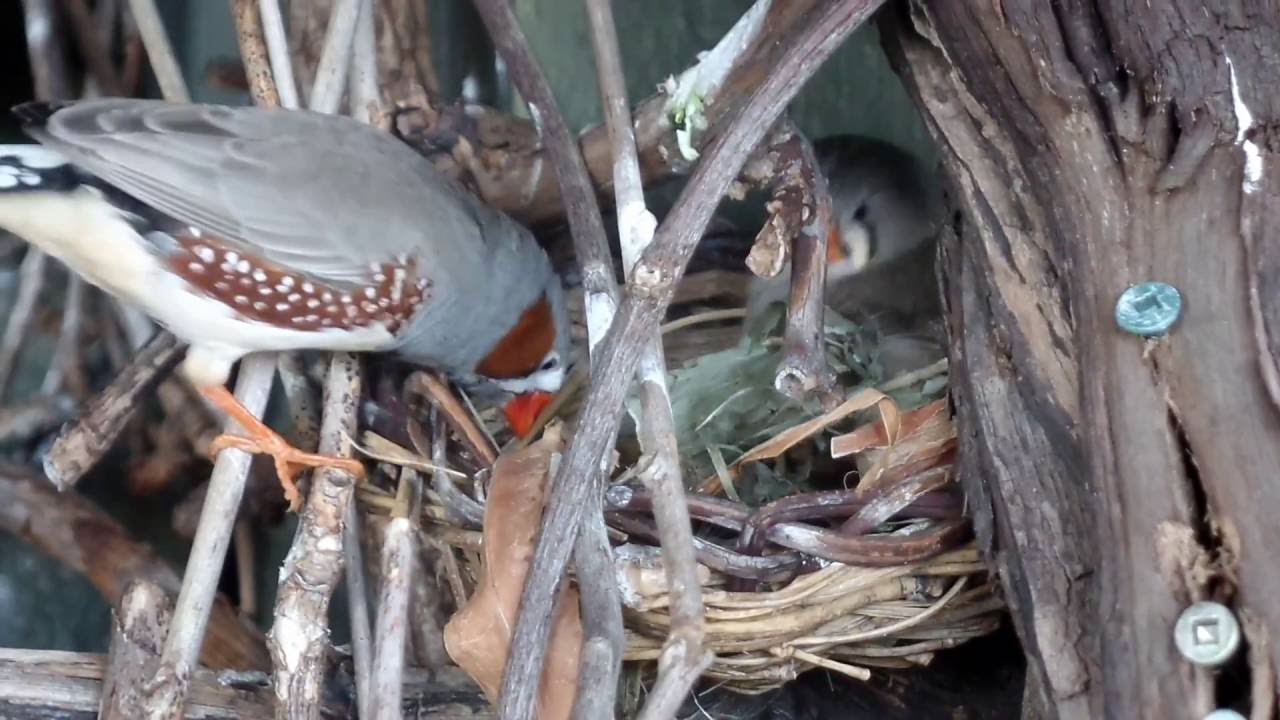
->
[826,220,848,264]
[504,391,554,438]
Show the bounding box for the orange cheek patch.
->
[476,294,555,380]
[825,222,847,264]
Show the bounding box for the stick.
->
[126,0,190,102]
[309,0,363,114]
[257,0,300,109]
[494,2,881,715]
[369,516,413,720]
[152,354,276,720]
[42,329,185,490]
[0,466,269,670]
[584,0,709,716]
[100,580,172,719]
[0,249,47,400]
[229,0,281,108]
[268,353,362,718]
[63,0,125,96]
[41,274,87,397]
[348,0,379,124]
[467,2,628,716]
[20,0,74,101]
[0,648,495,719]
[342,494,375,720]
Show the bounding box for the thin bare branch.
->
[100,580,172,719]
[126,0,190,102]
[42,330,185,490]
[369,516,413,719]
[152,354,277,719]
[40,274,87,397]
[20,0,74,101]
[258,0,300,108]
[268,353,362,718]
[230,0,281,108]
[309,0,363,114]
[0,249,48,400]
[494,1,882,715]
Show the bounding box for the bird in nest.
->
[0,98,571,509]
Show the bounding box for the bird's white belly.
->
[0,190,393,384]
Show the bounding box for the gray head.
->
[814,135,942,278]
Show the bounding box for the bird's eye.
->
[539,355,560,371]
[852,205,869,222]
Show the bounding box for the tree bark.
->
[888,2,1280,718]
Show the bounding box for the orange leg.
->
[200,385,365,511]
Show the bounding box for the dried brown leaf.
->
[443,424,581,719]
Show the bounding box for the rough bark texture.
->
[887,2,1280,718]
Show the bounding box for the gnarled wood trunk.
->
[887,3,1280,718]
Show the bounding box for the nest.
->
[355,292,1003,695]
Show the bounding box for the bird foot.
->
[201,384,365,512]
[209,433,366,511]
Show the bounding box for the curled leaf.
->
[443,424,581,719]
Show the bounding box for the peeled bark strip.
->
[886,3,1280,718]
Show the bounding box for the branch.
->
[494,1,883,715]
[151,354,276,719]
[308,0,363,114]
[0,249,47,400]
[229,0,281,108]
[268,353,362,717]
[126,0,190,102]
[43,330,185,490]
[100,580,172,719]
[20,0,73,101]
[0,466,269,670]
[466,3,628,717]
[0,649,495,719]
[584,0,709,717]
[369,515,414,719]
[257,0,299,109]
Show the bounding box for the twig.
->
[268,353,362,717]
[40,274,87,397]
[343,496,375,720]
[468,2,628,716]
[63,0,125,95]
[746,123,838,404]
[20,0,74,101]
[347,0,379,124]
[152,354,277,719]
[257,0,299,109]
[0,249,48,400]
[126,0,190,102]
[309,0,363,114]
[0,649,495,719]
[275,353,320,452]
[0,394,76,445]
[100,580,172,719]
[410,372,498,467]
[369,515,414,719]
[230,0,281,108]
[42,329,185,490]
[494,2,881,715]
[233,520,257,618]
[584,0,709,716]
[0,465,270,670]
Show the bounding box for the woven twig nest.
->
[355,299,1002,697]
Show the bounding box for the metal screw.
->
[1174,601,1241,667]
[1115,281,1182,337]
[1204,710,1246,720]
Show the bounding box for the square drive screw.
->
[1174,601,1241,667]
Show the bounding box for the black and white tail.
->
[0,145,76,193]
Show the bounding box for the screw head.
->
[1204,711,1246,720]
[1115,282,1182,337]
[1174,601,1241,667]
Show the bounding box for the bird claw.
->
[208,432,366,512]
